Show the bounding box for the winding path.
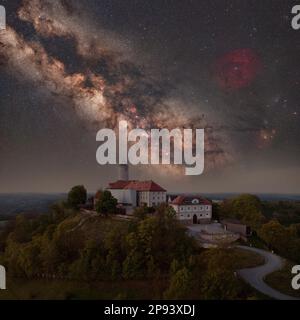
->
[237,246,300,300]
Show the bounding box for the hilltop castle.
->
[104,165,212,224]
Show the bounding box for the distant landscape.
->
[1,193,299,218]
[0,193,66,218]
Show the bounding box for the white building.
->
[170,195,212,224]
[107,180,167,209]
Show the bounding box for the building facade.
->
[170,195,212,224]
[108,180,167,209]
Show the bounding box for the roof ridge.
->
[109,179,166,191]
[171,194,211,205]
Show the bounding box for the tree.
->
[51,201,73,223]
[95,190,117,215]
[220,194,264,230]
[200,249,241,300]
[104,225,127,280]
[212,202,220,221]
[122,205,197,280]
[69,240,106,280]
[10,214,33,243]
[258,220,290,252]
[133,205,155,220]
[164,267,193,299]
[258,219,298,260]
[288,223,300,238]
[67,185,87,209]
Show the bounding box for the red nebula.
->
[214,48,262,90]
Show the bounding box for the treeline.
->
[214,194,300,263]
[2,188,299,298]
[214,194,266,229]
[262,200,300,225]
[0,203,193,280]
[259,220,300,262]
[0,198,249,299]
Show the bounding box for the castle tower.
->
[119,164,129,181]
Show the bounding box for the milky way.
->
[0,0,232,175]
[0,0,299,193]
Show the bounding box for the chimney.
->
[119,164,129,181]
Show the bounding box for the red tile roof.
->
[125,181,166,192]
[171,195,211,205]
[108,180,131,189]
[108,180,166,192]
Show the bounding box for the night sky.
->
[0,0,299,193]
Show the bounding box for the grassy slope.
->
[79,214,129,242]
[230,248,265,269]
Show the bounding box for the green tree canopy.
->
[258,219,300,261]
[67,185,87,209]
[259,220,287,249]
[220,194,265,229]
[164,267,193,299]
[95,190,118,215]
[123,205,196,280]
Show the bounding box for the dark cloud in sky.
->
[0,0,299,193]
